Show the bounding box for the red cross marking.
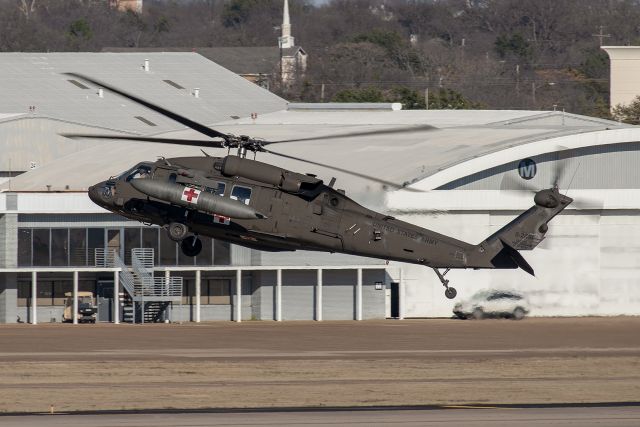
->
[183,188,199,202]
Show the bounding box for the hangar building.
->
[1,52,640,323]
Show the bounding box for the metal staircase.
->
[96,248,183,323]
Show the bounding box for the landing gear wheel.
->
[181,236,202,257]
[444,287,457,299]
[168,222,189,242]
[433,268,458,300]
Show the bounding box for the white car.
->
[453,290,530,320]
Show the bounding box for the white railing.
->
[113,253,136,297]
[94,248,117,267]
[132,248,155,269]
[135,277,183,297]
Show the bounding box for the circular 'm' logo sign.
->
[518,158,537,180]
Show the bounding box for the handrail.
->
[130,248,183,298]
[94,248,117,268]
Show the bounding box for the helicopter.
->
[64,73,575,300]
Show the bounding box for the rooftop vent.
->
[134,116,157,127]
[163,80,184,89]
[192,88,200,98]
[97,88,104,98]
[68,79,89,89]
[143,59,150,72]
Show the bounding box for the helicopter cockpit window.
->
[206,182,226,196]
[231,185,252,205]
[125,164,152,182]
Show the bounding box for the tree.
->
[332,86,481,110]
[333,87,385,103]
[68,19,92,40]
[495,33,532,62]
[612,96,640,125]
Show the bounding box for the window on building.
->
[36,281,53,306]
[17,279,31,307]
[159,231,177,266]
[210,279,231,305]
[231,185,252,205]
[69,229,87,266]
[142,227,159,265]
[214,240,231,265]
[196,236,214,266]
[32,229,50,266]
[87,228,104,267]
[51,229,69,266]
[124,228,141,264]
[53,280,72,306]
[201,279,231,305]
[18,229,32,267]
[182,280,196,305]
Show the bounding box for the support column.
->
[316,269,323,321]
[31,271,37,325]
[195,270,201,323]
[165,270,171,322]
[235,269,242,322]
[399,268,405,320]
[356,268,363,321]
[0,273,18,324]
[113,270,119,324]
[72,271,78,325]
[275,269,282,322]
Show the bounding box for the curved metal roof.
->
[3,109,632,197]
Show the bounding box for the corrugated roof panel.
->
[0,52,286,134]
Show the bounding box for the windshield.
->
[116,163,153,181]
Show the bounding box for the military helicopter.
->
[64,73,575,300]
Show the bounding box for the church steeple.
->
[278,0,295,49]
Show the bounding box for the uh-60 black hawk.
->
[65,73,575,300]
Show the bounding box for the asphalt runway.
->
[2,406,640,427]
[0,317,639,414]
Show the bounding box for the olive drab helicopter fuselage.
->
[69,73,575,299]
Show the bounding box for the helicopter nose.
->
[87,182,111,207]
[87,184,100,204]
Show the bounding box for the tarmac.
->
[2,406,640,427]
[0,317,639,423]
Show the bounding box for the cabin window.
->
[206,182,226,196]
[231,186,252,205]
[126,165,152,182]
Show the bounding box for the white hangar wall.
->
[389,210,640,318]
[388,126,640,318]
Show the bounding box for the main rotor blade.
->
[65,73,229,141]
[265,124,438,144]
[61,134,227,148]
[261,148,422,192]
[570,196,604,210]
[552,146,572,188]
